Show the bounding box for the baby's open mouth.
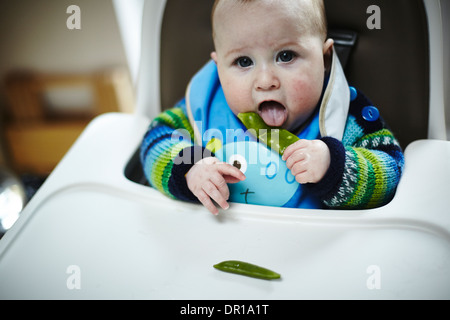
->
[258,101,287,127]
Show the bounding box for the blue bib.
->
[185,60,323,209]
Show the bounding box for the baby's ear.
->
[323,39,334,71]
[211,51,218,63]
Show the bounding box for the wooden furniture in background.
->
[3,69,134,175]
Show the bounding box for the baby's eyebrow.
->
[223,46,247,59]
[277,41,301,48]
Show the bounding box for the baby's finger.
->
[223,175,243,184]
[282,139,308,161]
[210,173,230,201]
[196,189,219,215]
[291,163,320,184]
[285,150,310,169]
[202,180,229,212]
[217,162,246,181]
[290,161,308,178]
[294,171,312,184]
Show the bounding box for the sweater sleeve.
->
[306,89,405,209]
[140,102,209,202]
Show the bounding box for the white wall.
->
[0,0,128,74]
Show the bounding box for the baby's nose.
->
[255,67,280,91]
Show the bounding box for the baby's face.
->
[212,0,332,131]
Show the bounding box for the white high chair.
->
[0,0,448,299]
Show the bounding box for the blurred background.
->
[0,0,133,234]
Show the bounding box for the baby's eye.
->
[235,56,253,68]
[276,50,296,63]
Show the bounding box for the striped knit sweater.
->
[140,88,404,209]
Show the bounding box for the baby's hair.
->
[211,0,328,42]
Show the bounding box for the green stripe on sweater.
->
[150,141,191,198]
[167,108,195,139]
[342,148,369,208]
[359,148,386,208]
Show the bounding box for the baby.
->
[140,0,404,214]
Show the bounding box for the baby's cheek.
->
[294,77,322,101]
[224,84,253,114]
[290,78,323,110]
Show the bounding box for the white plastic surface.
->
[424,0,448,140]
[112,0,145,84]
[0,113,449,299]
[133,0,166,119]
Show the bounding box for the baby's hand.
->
[186,156,246,215]
[282,139,330,184]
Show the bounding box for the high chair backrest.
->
[115,0,448,148]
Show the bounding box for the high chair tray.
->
[0,113,449,299]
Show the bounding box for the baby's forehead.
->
[213,0,325,39]
[214,0,318,18]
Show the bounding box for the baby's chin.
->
[283,111,316,132]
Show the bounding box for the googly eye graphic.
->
[228,154,248,174]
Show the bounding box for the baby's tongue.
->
[259,101,287,127]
